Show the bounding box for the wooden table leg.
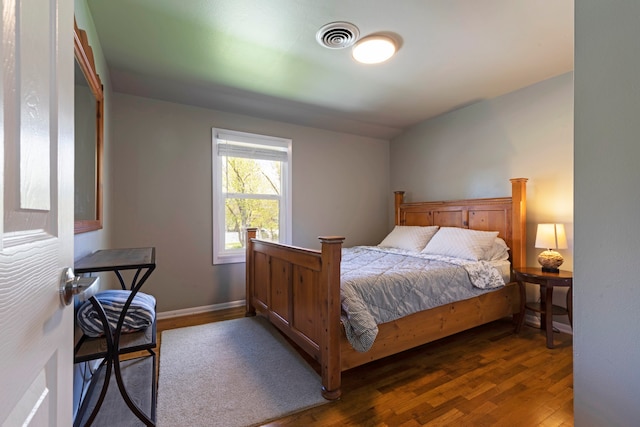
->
[514,279,526,333]
[544,284,554,348]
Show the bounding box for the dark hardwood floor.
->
[157,308,573,427]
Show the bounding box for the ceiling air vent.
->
[316,22,360,49]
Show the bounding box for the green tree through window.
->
[222,157,281,249]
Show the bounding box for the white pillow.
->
[484,237,510,261]
[378,225,439,252]
[421,227,499,261]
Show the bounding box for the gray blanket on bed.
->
[339,246,505,352]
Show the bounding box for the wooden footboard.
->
[245,232,345,399]
[245,178,527,400]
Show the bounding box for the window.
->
[212,128,292,264]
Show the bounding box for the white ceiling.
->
[87,0,574,139]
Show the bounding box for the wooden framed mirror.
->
[74,20,103,234]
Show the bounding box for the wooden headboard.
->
[393,178,527,270]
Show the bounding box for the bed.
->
[245,178,527,399]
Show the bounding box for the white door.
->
[0,0,75,425]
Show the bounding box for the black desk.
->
[74,247,157,426]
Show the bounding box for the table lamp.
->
[535,223,568,273]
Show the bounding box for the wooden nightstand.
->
[513,267,573,349]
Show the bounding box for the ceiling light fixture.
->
[352,35,397,64]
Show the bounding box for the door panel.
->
[0,0,74,425]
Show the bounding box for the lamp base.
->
[537,249,564,273]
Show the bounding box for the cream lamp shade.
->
[535,223,568,273]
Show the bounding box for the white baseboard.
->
[523,313,573,335]
[156,299,245,320]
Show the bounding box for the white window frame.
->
[212,128,292,264]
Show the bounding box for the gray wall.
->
[574,2,640,424]
[110,93,390,312]
[390,73,574,321]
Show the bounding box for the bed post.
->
[318,235,345,400]
[245,227,258,317]
[394,191,405,225]
[509,178,528,270]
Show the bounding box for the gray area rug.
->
[157,316,329,426]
